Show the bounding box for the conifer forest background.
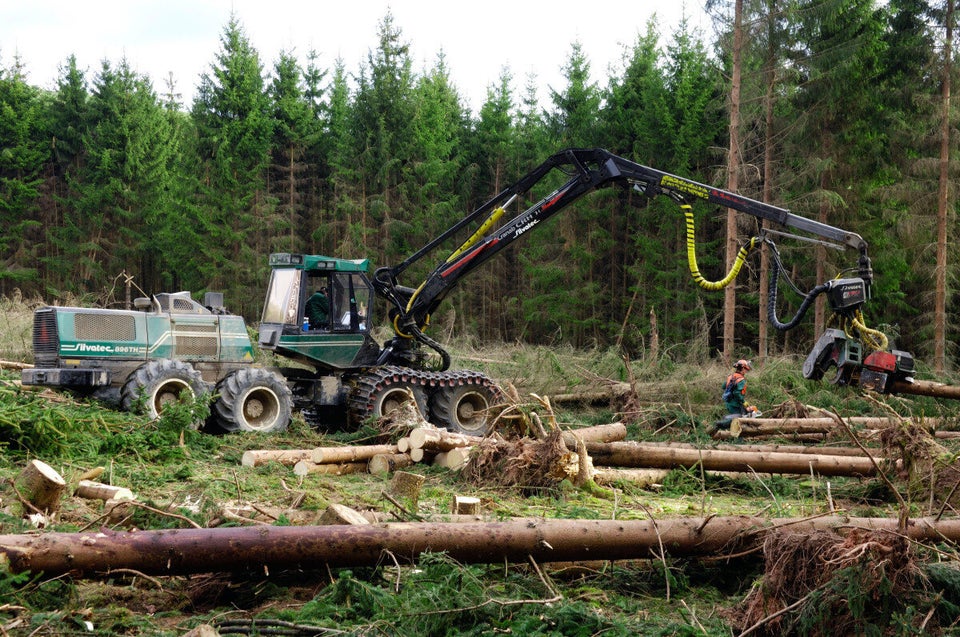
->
[2,2,959,370]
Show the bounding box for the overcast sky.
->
[2,0,711,112]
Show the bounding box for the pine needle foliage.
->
[282,554,665,636]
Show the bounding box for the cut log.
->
[639,440,881,458]
[15,460,67,515]
[408,427,482,451]
[549,382,633,406]
[593,468,671,487]
[292,461,367,477]
[4,516,960,577]
[593,468,776,486]
[409,448,435,463]
[452,495,481,515]
[561,422,627,446]
[77,466,106,482]
[730,419,833,438]
[319,503,371,526]
[729,416,946,437]
[0,360,32,371]
[713,429,826,442]
[433,448,471,470]
[74,480,135,502]
[368,453,414,475]
[241,449,314,468]
[583,441,881,476]
[891,379,960,400]
[311,444,399,464]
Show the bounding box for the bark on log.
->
[593,468,775,486]
[549,382,633,406]
[74,480,135,502]
[433,448,471,470]
[241,449,314,468]
[0,360,32,371]
[561,422,627,447]
[593,468,670,487]
[4,516,960,577]
[368,453,414,475]
[292,461,367,477]
[407,427,482,451]
[319,503,371,526]
[712,430,826,442]
[730,416,944,433]
[730,419,834,438]
[15,460,66,515]
[409,448,435,463]
[584,441,880,476]
[311,444,399,464]
[639,441,881,458]
[891,379,960,400]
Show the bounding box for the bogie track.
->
[347,366,502,434]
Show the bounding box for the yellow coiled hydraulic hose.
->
[683,203,891,351]
[841,310,890,352]
[682,203,760,291]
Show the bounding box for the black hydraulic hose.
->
[765,241,830,332]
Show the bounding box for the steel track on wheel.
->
[347,365,501,425]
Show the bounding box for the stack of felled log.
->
[241,423,627,478]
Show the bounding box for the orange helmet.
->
[735,359,752,371]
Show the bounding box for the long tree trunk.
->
[759,0,778,363]
[4,516,960,577]
[724,0,745,364]
[935,0,954,372]
[583,441,878,476]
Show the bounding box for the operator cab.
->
[258,254,380,370]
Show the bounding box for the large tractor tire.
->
[348,367,430,426]
[430,381,500,437]
[368,383,429,420]
[120,359,208,420]
[212,368,292,434]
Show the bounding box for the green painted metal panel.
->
[276,332,366,369]
[219,316,257,362]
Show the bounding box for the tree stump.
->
[386,470,425,510]
[15,460,66,516]
[451,495,481,515]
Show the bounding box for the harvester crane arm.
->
[375,147,872,352]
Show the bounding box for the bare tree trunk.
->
[759,0,778,363]
[935,0,954,372]
[583,441,878,476]
[4,516,960,577]
[815,170,829,336]
[723,0,745,365]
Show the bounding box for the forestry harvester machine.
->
[23,148,914,435]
